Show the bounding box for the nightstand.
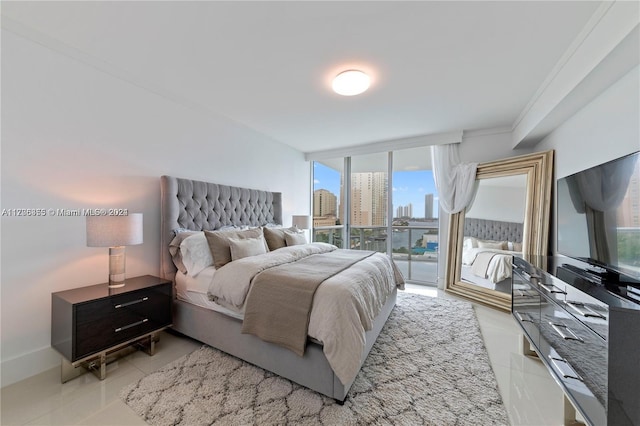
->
[51,275,172,382]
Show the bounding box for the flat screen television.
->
[557,151,640,284]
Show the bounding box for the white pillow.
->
[229,236,268,260]
[180,233,214,277]
[477,240,506,250]
[284,230,307,246]
[463,237,478,250]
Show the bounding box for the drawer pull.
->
[115,297,149,309]
[115,318,148,332]
[540,283,567,294]
[549,356,583,381]
[549,322,584,342]
[564,301,606,319]
[515,312,535,323]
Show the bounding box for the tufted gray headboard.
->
[464,217,523,244]
[160,175,282,281]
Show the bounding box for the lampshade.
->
[86,214,143,288]
[86,214,143,247]
[292,215,311,230]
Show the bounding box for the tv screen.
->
[557,151,640,281]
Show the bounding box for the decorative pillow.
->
[513,242,523,252]
[284,230,307,246]
[205,227,267,268]
[169,230,200,273]
[463,237,478,250]
[229,236,268,261]
[477,239,507,250]
[263,227,288,251]
[180,233,214,277]
[263,226,300,251]
[263,222,283,228]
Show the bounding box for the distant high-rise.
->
[404,203,413,218]
[425,193,434,219]
[396,203,413,218]
[313,189,337,217]
[349,172,388,226]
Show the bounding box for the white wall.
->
[460,130,532,164]
[536,65,639,179]
[535,65,639,253]
[1,29,310,386]
[466,185,526,223]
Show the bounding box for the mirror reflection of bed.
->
[460,175,527,294]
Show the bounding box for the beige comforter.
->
[207,242,403,385]
[242,249,375,356]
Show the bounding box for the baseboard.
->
[1,346,61,388]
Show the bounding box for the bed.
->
[160,175,402,402]
[460,218,523,291]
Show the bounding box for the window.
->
[311,147,438,285]
[312,159,344,247]
[350,152,388,253]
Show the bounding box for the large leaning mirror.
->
[445,150,554,311]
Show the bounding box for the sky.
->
[313,163,439,218]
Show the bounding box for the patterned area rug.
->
[121,293,508,425]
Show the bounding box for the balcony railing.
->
[312,224,438,285]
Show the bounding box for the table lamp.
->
[86,214,143,288]
[292,215,310,231]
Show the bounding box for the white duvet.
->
[462,247,520,283]
[207,242,402,385]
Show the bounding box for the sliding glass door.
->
[391,147,438,284]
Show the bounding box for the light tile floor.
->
[1,285,567,425]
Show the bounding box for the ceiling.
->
[2,1,609,154]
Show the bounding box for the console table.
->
[511,256,640,426]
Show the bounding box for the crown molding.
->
[462,127,512,139]
[305,131,463,161]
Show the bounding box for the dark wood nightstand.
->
[51,275,172,382]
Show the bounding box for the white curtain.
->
[431,144,478,214]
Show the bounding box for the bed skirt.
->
[170,286,398,401]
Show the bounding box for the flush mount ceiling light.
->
[332,70,370,96]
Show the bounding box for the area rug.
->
[121,293,508,425]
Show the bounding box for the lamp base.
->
[108,281,126,289]
[108,246,126,288]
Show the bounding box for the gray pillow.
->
[284,230,307,246]
[263,227,288,251]
[229,236,268,261]
[205,227,266,268]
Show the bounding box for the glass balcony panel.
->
[317,224,437,284]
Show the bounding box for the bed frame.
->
[464,217,523,243]
[160,175,397,401]
[461,217,525,292]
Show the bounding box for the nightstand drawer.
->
[75,312,167,359]
[75,287,169,325]
[74,287,171,360]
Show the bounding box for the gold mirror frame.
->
[445,150,554,311]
